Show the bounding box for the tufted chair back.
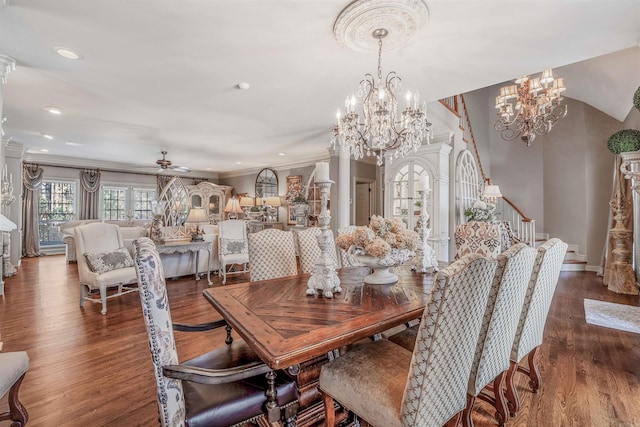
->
[134,237,185,426]
[400,254,497,426]
[248,228,298,282]
[296,227,339,274]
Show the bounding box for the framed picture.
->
[287,205,297,225]
[286,175,303,203]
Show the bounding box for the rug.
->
[584,299,640,334]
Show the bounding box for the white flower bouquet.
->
[464,199,496,222]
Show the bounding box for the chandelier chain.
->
[376,36,383,81]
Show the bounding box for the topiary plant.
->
[607,129,640,154]
[634,86,640,113]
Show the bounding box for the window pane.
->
[103,187,127,221]
[39,181,76,245]
[133,188,156,220]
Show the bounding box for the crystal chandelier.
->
[331,29,432,166]
[494,69,567,146]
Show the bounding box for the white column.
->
[338,147,350,228]
[0,54,15,288]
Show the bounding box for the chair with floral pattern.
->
[319,254,497,427]
[134,237,298,427]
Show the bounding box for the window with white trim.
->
[101,185,156,221]
[39,180,77,245]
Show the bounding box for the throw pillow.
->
[221,238,248,255]
[84,248,134,274]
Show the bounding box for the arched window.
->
[456,150,481,224]
[387,161,430,231]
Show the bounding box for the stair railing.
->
[443,94,536,246]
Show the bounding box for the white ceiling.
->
[1,0,639,176]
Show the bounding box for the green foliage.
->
[607,129,640,154]
[249,206,260,212]
[634,86,640,113]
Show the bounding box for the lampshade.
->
[482,185,503,200]
[224,198,243,214]
[255,197,264,206]
[265,196,281,207]
[186,207,208,224]
[239,197,254,207]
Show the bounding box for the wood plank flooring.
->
[0,255,639,426]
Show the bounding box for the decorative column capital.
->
[0,55,15,85]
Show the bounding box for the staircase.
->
[534,234,587,271]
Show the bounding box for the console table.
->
[156,240,212,286]
[247,221,283,234]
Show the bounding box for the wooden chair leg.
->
[321,391,336,427]
[526,347,541,393]
[0,373,28,426]
[493,372,508,426]
[461,394,475,427]
[505,359,520,417]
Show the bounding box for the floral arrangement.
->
[464,199,496,222]
[335,215,419,259]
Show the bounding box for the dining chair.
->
[218,219,249,284]
[75,222,138,315]
[319,253,497,427]
[336,226,363,268]
[133,237,298,427]
[0,350,29,426]
[461,243,536,427]
[505,238,567,416]
[296,227,340,274]
[248,228,298,282]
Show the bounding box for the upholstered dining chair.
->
[506,238,567,417]
[319,254,497,427]
[75,222,138,315]
[218,219,249,284]
[133,237,298,427]
[248,228,298,282]
[0,350,29,426]
[296,227,340,274]
[461,243,536,427]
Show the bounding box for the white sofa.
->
[64,220,220,280]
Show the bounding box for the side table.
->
[156,240,213,286]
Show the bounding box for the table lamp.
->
[185,207,208,241]
[239,196,254,218]
[224,198,243,220]
[264,196,281,222]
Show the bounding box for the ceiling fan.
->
[155,150,191,173]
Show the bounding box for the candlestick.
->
[306,180,341,298]
[315,162,330,183]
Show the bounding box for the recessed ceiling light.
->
[42,134,54,140]
[206,168,212,171]
[237,82,250,90]
[235,161,242,165]
[278,152,286,156]
[53,46,82,60]
[44,106,63,115]
[65,141,83,146]
[40,148,49,152]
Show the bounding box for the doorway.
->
[354,178,375,226]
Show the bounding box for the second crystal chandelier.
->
[331,29,432,166]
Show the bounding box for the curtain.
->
[79,169,100,220]
[22,163,43,257]
[599,156,636,294]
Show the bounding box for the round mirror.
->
[255,168,278,198]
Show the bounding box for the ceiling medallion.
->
[333,0,430,54]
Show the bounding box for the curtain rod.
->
[32,162,212,181]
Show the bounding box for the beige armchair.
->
[75,223,138,315]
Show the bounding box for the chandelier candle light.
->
[494,69,567,145]
[331,28,432,166]
[307,162,342,298]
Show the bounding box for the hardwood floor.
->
[0,255,639,426]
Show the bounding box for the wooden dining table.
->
[203,267,435,426]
